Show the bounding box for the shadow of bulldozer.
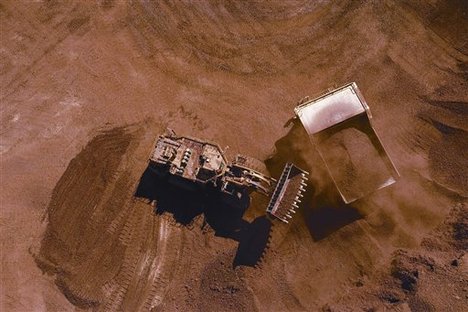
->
[134,167,272,267]
[135,167,205,224]
[265,120,363,241]
[233,216,272,267]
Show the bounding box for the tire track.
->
[103,203,149,311]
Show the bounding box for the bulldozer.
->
[149,130,308,223]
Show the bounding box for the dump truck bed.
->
[294,82,399,203]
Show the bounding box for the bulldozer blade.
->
[266,163,309,223]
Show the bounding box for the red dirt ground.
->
[1,1,467,311]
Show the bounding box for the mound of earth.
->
[1,1,467,311]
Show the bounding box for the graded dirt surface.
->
[1,1,467,311]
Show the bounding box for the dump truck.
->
[294,82,399,203]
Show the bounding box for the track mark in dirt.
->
[67,16,90,33]
[1,3,91,101]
